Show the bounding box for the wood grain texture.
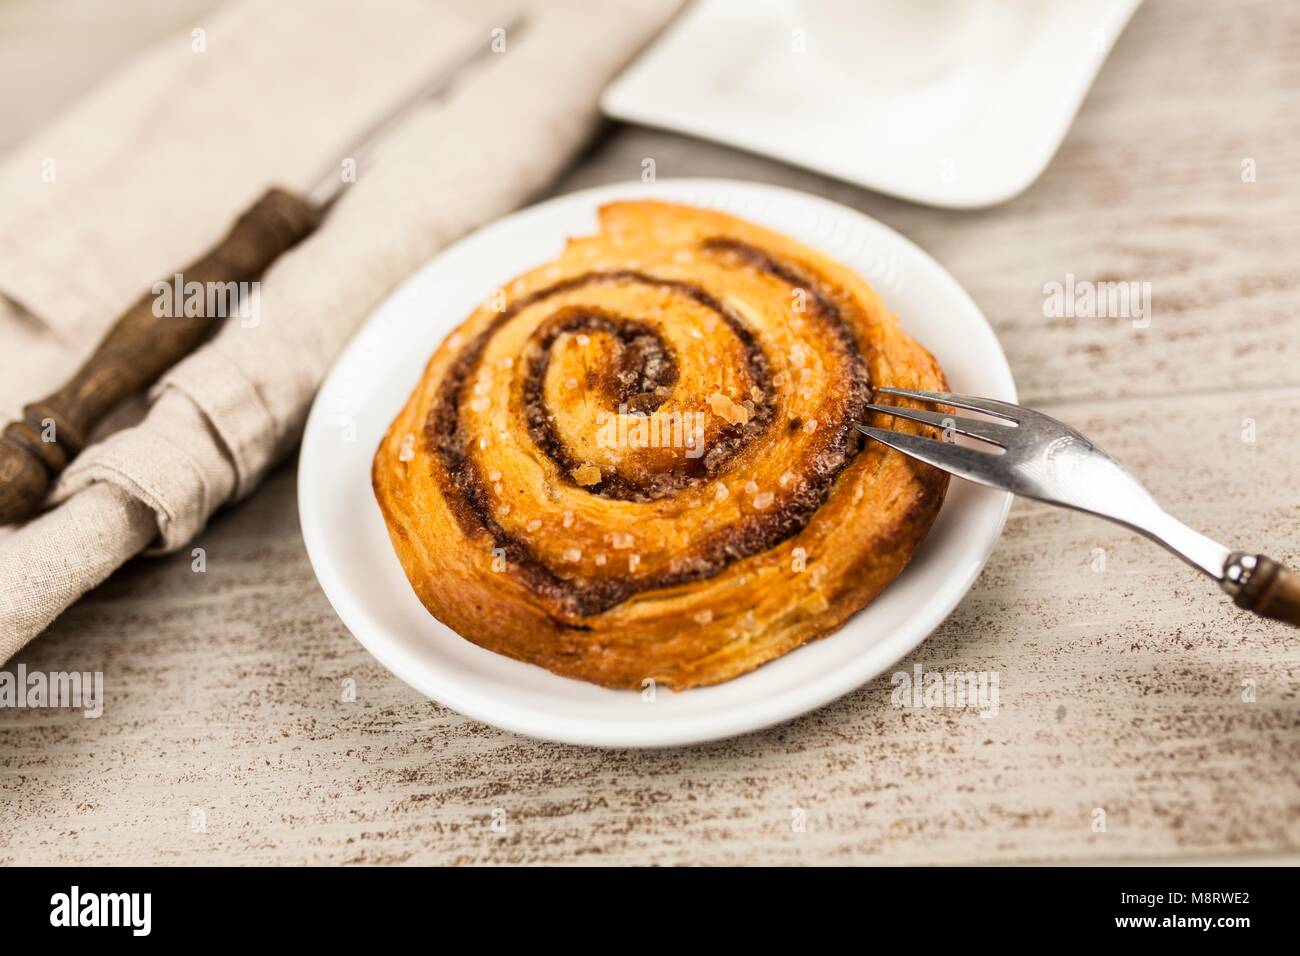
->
[1236,557,1300,626]
[2,0,1299,865]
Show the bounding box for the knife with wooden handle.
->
[0,188,319,524]
[0,22,516,526]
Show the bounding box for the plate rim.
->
[299,177,1016,747]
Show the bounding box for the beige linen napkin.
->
[0,0,680,660]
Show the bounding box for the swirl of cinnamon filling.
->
[374,201,948,689]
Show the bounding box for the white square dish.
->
[602,0,1143,208]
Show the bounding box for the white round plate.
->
[299,179,1016,747]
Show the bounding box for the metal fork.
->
[856,388,1300,627]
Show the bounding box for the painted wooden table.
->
[1,0,1297,865]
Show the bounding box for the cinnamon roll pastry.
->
[373,201,948,690]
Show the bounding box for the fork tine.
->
[875,387,1022,423]
[855,424,1012,492]
[864,402,1012,447]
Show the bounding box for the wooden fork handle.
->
[1227,553,1300,627]
[0,186,320,525]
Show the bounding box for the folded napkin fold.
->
[0,0,680,661]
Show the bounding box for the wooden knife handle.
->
[1228,553,1300,627]
[0,186,320,525]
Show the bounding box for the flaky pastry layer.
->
[373,202,948,689]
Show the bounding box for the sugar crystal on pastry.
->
[372,201,948,689]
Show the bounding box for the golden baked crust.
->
[373,201,948,690]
